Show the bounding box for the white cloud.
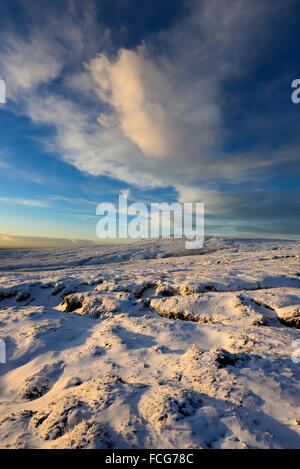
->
[88,47,181,158]
[0,197,50,207]
[1,34,61,99]
[0,0,297,212]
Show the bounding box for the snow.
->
[0,236,299,448]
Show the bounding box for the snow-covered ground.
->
[0,237,299,449]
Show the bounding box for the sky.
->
[0,0,300,248]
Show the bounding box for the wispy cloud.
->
[0,197,50,207]
[49,195,98,206]
[0,0,298,237]
[1,0,281,189]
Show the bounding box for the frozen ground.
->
[0,236,299,449]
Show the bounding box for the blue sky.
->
[0,0,300,247]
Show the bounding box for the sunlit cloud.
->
[88,47,180,158]
[0,0,299,241]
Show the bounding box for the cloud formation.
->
[0,0,299,236]
[88,47,180,158]
[0,197,49,208]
